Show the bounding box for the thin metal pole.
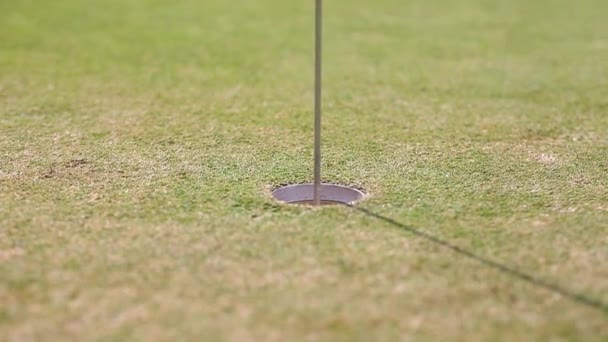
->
[313,0,323,205]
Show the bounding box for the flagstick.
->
[313,0,323,205]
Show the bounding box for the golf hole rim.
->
[271,183,365,206]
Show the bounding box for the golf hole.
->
[272,184,365,206]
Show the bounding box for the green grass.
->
[1,0,608,340]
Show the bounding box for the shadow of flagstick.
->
[348,205,608,315]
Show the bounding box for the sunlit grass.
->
[1,0,607,340]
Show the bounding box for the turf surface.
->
[1,0,607,340]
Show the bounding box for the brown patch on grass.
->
[0,247,25,262]
[530,152,558,165]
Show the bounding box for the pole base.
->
[272,183,364,206]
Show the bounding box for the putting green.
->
[1,0,607,340]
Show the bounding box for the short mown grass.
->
[1,0,607,340]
